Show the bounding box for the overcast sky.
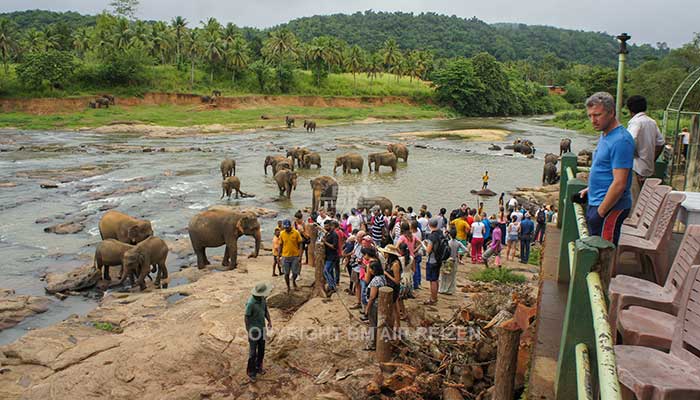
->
[0,0,696,48]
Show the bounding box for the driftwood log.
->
[376,286,395,362]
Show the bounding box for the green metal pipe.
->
[586,272,623,400]
[615,52,626,119]
[576,343,594,400]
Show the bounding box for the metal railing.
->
[554,153,622,400]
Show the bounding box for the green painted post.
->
[558,153,578,229]
[558,177,587,283]
[555,237,599,400]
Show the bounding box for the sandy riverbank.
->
[390,128,511,142]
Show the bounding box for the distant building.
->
[544,85,567,95]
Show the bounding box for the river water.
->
[0,116,596,344]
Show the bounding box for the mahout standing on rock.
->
[119,236,169,290]
[188,208,261,269]
[279,219,303,293]
[220,158,236,178]
[99,210,153,245]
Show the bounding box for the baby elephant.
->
[94,239,134,281]
[220,158,236,179]
[221,176,253,199]
[120,236,169,290]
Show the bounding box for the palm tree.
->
[171,16,187,65]
[199,20,223,83]
[346,45,365,93]
[262,29,298,65]
[0,18,17,73]
[185,29,200,86]
[222,22,239,46]
[380,38,401,79]
[23,29,51,53]
[130,20,151,49]
[226,36,249,84]
[365,52,383,93]
[72,27,91,58]
[112,18,132,51]
[151,21,172,64]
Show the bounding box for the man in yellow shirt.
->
[482,171,489,190]
[279,219,303,293]
[450,215,471,256]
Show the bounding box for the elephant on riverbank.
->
[221,176,253,199]
[287,147,310,168]
[95,98,110,108]
[387,143,409,162]
[560,138,572,155]
[119,236,169,290]
[220,158,236,179]
[302,152,322,169]
[101,94,115,105]
[94,239,134,281]
[542,162,559,185]
[274,169,298,198]
[188,209,261,269]
[357,196,393,214]
[99,211,153,245]
[304,120,317,132]
[264,155,290,175]
[544,153,559,165]
[310,176,338,213]
[334,153,364,173]
[285,116,295,128]
[368,152,398,172]
[201,95,214,104]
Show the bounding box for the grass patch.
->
[93,321,121,333]
[471,267,527,284]
[528,246,541,266]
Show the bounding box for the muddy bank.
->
[0,93,420,115]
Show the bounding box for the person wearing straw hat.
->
[245,282,273,383]
[378,243,403,330]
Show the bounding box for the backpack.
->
[433,232,451,265]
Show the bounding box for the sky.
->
[0,0,696,48]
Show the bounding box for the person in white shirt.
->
[507,197,518,211]
[347,208,361,232]
[626,95,665,205]
[316,209,332,226]
[680,127,690,161]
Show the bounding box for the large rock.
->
[0,289,50,331]
[44,264,99,294]
[511,184,560,210]
[43,221,85,235]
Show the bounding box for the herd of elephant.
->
[218,143,410,211]
[540,138,593,185]
[93,205,262,291]
[87,95,115,109]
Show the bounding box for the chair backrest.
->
[648,192,685,242]
[627,178,662,226]
[639,185,672,239]
[671,265,700,364]
[664,225,700,311]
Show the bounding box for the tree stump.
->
[376,286,395,362]
[493,320,522,400]
[310,225,327,298]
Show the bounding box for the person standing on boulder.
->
[245,282,272,383]
[482,171,489,190]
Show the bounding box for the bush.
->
[471,268,526,284]
[15,50,76,90]
[97,47,152,86]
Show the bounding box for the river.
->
[0,116,596,344]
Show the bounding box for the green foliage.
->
[249,60,274,93]
[563,81,586,104]
[471,268,526,284]
[97,46,151,86]
[528,246,541,266]
[93,321,118,332]
[15,49,75,89]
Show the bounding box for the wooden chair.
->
[613,192,686,285]
[624,178,662,228]
[615,265,700,400]
[608,225,700,344]
[621,183,671,238]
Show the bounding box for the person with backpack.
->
[534,206,547,244]
[423,217,450,305]
[439,228,467,295]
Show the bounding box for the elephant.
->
[303,120,317,132]
[310,176,339,213]
[273,158,294,174]
[221,176,254,199]
[188,208,261,269]
[201,95,214,104]
[264,155,290,175]
[95,98,110,108]
[212,90,222,97]
[357,196,393,214]
[368,152,398,172]
[387,143,409,162]
[544,153,559,165]
[578,149,593,166]
[119,236,169,290]
[542,162,560,185]
[274,169,298,198]
[94,239,134,281]
[513,143,534,155]
[220,158,236,179]
[285,116,295,128]
[101,94,115,105]
[560,138,572,155]
[99,210,153,245]
[287,147,310,168]
[334,153,364,173]
[302,152,322,169]
[488,144,502,151]
[88,101,97,109]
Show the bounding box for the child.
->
[272,228,282,276]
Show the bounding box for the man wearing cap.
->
[245,282,272,383]
[279,219,303,293]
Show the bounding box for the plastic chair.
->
[624,178,662,228]
[615,265,700,400]
[621,183,671,238]
[613,192,686,285]
[608,225,700,343]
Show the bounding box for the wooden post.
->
[375,286,395,362]
[494,322,522,400]
[310,225,327,298]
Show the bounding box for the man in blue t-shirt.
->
[579,92,635,245]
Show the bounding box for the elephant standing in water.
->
[264,155,290,175]
[221,176,253,199]
[287,147,310,168]
[273,158,294,174]
[303,120,317,132]
[188,209,261,269]
[368,152,398,172]
[560,138,572,155]
[544,153,559,165]
[387,143,409,162]
[310,176,338,213]
[302,152,322,168]
[357,196,393,214]
[542,162,560,185]
[119,236,169,290]
[334,153,364,173]
[274,169,298,198]
[99,211,153,245]
[220,158,236,179]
